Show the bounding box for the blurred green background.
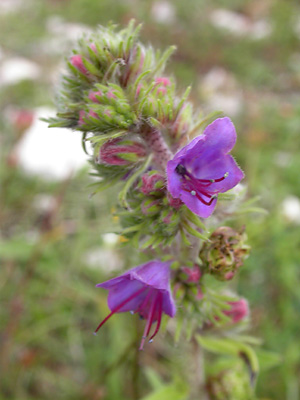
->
[1,0,300,399]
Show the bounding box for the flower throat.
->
[175,164,228,206]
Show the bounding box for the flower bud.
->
[13,109,34,135]
[70,55,88,75]
[88,90,102,102]
[99,138,146,166]
[154,77,171,95]
[182,265,202,283]
[155,77,171,86]
[167,193,183,209]
[199,227,250,281]
[223,299,249,323]
[207,367,254,399]
[140,172,165,195]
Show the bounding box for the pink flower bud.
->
[88,110,99,119]
[136,83,143,97]
[167,193,183,209]
[90,43,97,52]
[182,265,201,283]
[88,91,102,102]
[154,77,171,95]
[155,77,171,86]
[223,299,249,323]
[70,55,88,75]
[140,173,164,194]
[107,90,117,100]
[13,109,34,134]
[100,139,146,166]
[78,109,98,126]
[78,110,86,126]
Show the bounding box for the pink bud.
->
[104,109,112,117]
[155,77,171,86]
[223,299,249,323]
[182,266,201,283]
[107,90,117,100]
[136,84,143,97]
[196,287,204,300]
[13,109,34,133]
[88,110,98,119]
[157,87,167,95]
[88,91,102,102]
[100,139,146,166]
[140,173,164,194]
[78,110,86,126]
[167,193,183,209]
[70,55,88,75]
[90,43,97,52]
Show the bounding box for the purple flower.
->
[95,260,176,350]
[167,117,244,218]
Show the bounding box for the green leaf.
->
[189,110,224,139]
[141,379,188,400]
[196,335,259,379]
[151,45,177,77]
[118,155,152,208]
[183,207,207,231]
[256,349,281,371]
[181,220,208,241]
[144,368,164,390]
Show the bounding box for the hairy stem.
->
[142,127,173,172]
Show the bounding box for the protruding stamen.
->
[199,172,229,184]
[191,190,196,196]
[148,293,163,343]
[94,286,147,333]
[139,292,158,351]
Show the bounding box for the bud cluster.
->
[116,170,183,249]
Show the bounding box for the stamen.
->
[198,172,229,184]
[135,288,153,315]
[149,293,163,343]
[191,190,196,196]
[94,286,147,333]
[139,292,158,350]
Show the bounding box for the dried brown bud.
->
[200,226,250,281]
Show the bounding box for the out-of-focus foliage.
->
[0,0,300,399]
